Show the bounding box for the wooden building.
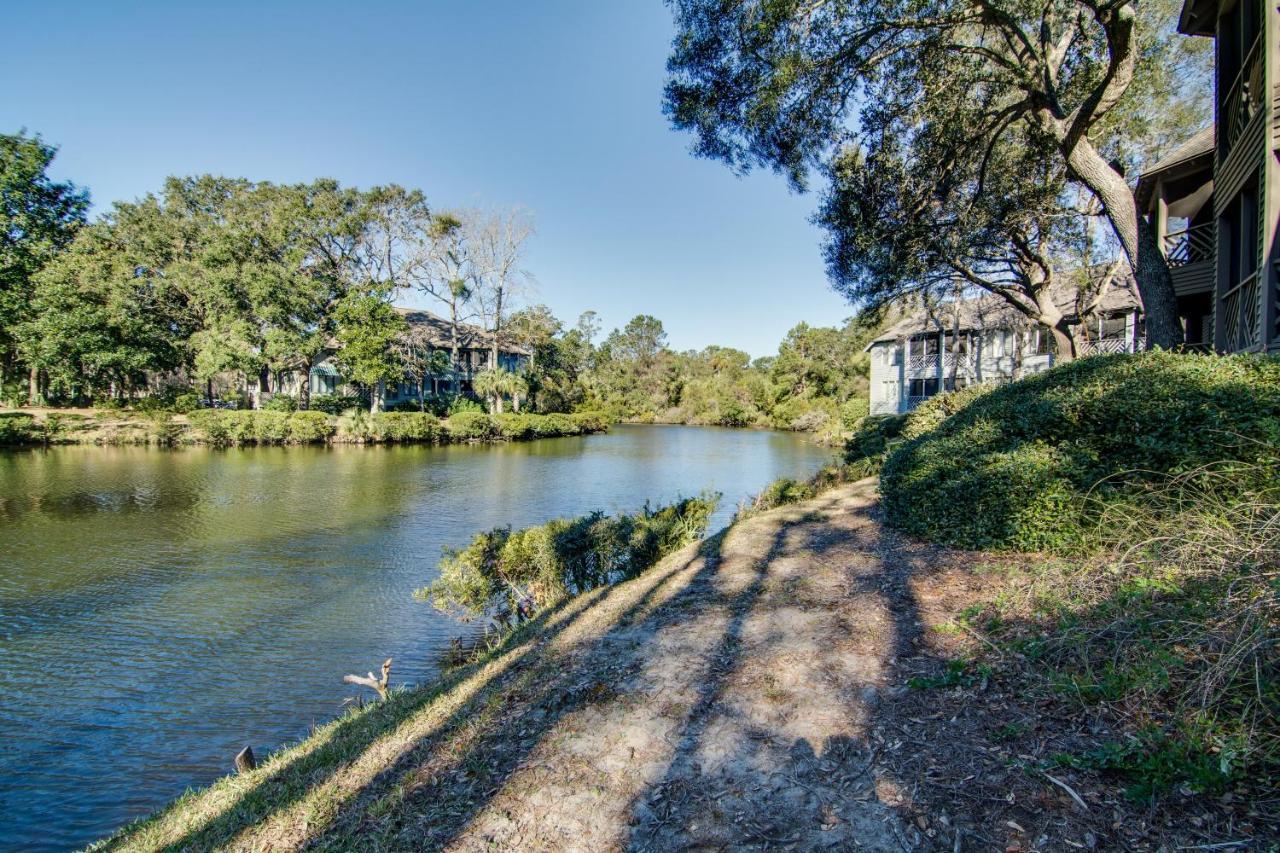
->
[1150,0,1280,353]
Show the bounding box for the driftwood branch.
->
[344,657,392,701]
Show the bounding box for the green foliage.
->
[569,411,609,433]
[0,412,40,445]
[0,131,89,378]
[880,352,1280,551]
[447,396,484,416]
[493,413,536,440]
[899,384,996,440]
[843,414,908,474]
[372,412,442,443]
[262,395,298,412]
[309,394,364,415]
[963,461,1280,798]
[444,411,497,441]
[172,393,200,414]
[287,410,335,443]
[333,294,407,408]
[416,494,718,628]
[186,409,334,445]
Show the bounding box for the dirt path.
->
[117,479,1238,852]
[447,480,923,851]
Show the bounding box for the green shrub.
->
[172,393,200,414]
[0,412,40,445]
[373,412,441,442]
[42,412,89,441]
[570,411,610,433]
[445,411,497,441]
[447,396,485,416]
[493,413,536,440]
[252,411,290,443]
[843,413,909,474]
[263,394,298,412]
[535,413,580,437]
[840,396,870,429]
[131,395,173,414]
[309,394,364,415]
[148,414,184,445]
[287,411,335,443]
[417,493,718,628]
[881,352,1280,552]
[186,410,228,443]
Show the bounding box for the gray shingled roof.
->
[866,274,1142,347]
[394,307,533,356]
[1140,125,1214,178]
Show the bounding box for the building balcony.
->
[1221,35,1264,158]
[1076,336,1145,356]
[1222,270,1262,352]
[1164,222,1214,268]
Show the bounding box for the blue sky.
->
[3,1,853,357]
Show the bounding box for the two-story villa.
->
[866,282,1144,415]
[1145,0,1280,354]
[276,308,530,407]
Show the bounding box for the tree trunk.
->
[494,394,503,415]
[1049,320,1077,363]
[298,363,312,411]
[1064,137,1182,349]
[371,380,384,414]
[28,365,39,407]
[206,377,215,406]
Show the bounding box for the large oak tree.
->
[664,0,1205,348]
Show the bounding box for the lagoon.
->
[0,425,830,851]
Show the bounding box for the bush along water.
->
[0,407,611,447]
[417,494,718,632]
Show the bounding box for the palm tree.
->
[472,368,503,414]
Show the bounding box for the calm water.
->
[0,425,830,851]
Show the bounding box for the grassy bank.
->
[93,495,717,851]
[849,352,1280,801]
[0,409,610,448]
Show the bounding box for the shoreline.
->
[0,409,609,449]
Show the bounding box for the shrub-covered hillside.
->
[880,352,1280,552]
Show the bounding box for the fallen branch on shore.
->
[344,658,392,701]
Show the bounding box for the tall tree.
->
[472,207,535,370]
[0,131,88,401]
[333,293,407,413]
[664,0,1209,348]
[409,211,477,392]
[819,114,1095,358]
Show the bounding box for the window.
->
[909,377,939,398]
[1033,327,1057,356]
[1100,313,1128,340]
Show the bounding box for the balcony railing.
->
[1164,223,1215,268]
[1076,336,1144,356]
[1223,35,1264,155]
[907,353,938,372]
[1222,270,1261,352]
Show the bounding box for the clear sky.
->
[3,1,853,358]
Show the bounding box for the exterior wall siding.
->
[1172,260,1215,295]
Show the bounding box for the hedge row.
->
[878,352,1280,552]
[188,409,611,446]
[0,408,613,447]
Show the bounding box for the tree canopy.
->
[664,0,1211,348]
